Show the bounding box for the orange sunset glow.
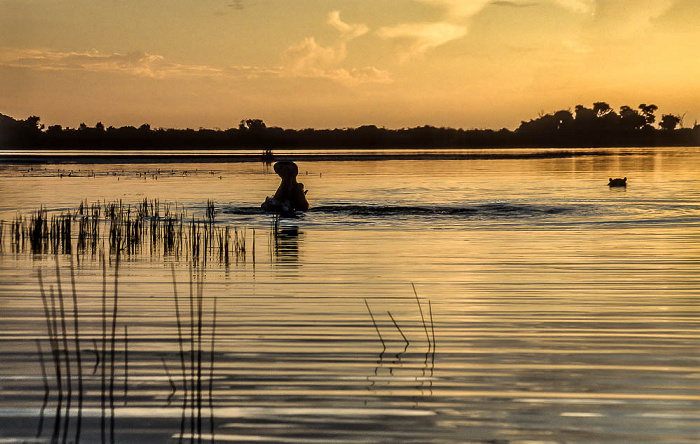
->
[2,0,699,130]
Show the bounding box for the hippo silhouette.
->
[608,177,627,187]
[261,161,310,215]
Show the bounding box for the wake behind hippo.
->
[262,161,310,215]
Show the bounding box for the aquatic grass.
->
[167,265,220,442]
[364,299,386,352]
[25,258,436,441]
[387,310,410,350]
[412,283,432,352]
[9,198,254,267]
[206,199,216,221]
[36,260,93,443]
[363,293,438,398]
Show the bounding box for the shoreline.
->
[0,148,646,165]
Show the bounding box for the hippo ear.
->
[609,178,612,181]
[623,177,627,181]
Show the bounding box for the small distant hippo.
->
[608,177,627,187]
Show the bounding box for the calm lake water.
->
[0,148,699,443]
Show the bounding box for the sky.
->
[1,0,699,130]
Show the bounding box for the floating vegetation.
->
[2,198,252,266]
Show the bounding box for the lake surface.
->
[0,147,699,443]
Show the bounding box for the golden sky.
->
[1,0,698,130]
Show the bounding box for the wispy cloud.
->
[553,0,595,14]
[378,22,468,57]
[378,0,537,59]
[327,10,369,40]
[285,37,344,72]
[283,11,391,85]
[0,49,224,78]
[491,0,538,7]
[416,0,492,19]
[376,0,482,60]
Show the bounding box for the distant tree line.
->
[1,103,698,150]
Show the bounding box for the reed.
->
[12,197,255,267]
[261,148,274,163]
[387,310,410,349]
[35,339,50,439]
[91,339,100,375]
[54,260,73,444]
[206,199,216,221]
[162,357,177,406]
[68,256,84,442]
[412,283,432,351]
[364,299,386,352]
[48,286,62,444]
[170,265,189,444]
[31,262,232,441]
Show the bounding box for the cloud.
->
[327,10,369,40]
[416,0,492,19]
[553,0,595,14]
[283,37,390,85]
[378,0,532,59]
[0,49,224,78]
[285,37,345,73]
[282,11,391,85]
[378,22,467,57]
[491,1,538,7]
[582,0,677,42]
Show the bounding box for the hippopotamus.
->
[608,177,627,187]
[261,161,310,215]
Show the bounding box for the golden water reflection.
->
[0,147,699,442]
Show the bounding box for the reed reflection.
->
[363,289,436,401]
[31,258,219,443]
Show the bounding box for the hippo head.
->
[273,161,299,180]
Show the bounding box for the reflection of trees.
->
[2,102,699,150]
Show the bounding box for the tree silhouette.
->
[620,106,646,131]
[639,103,658,125]
[1,102,698,150]
[593,102,612,117]
[659,114,681,131]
